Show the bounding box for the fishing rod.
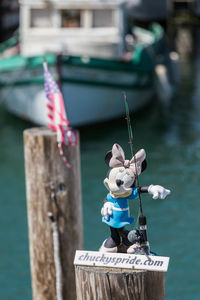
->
[123,92,150,255]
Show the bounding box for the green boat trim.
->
[0,75,153,90]
[0,50,154,74]
[0,53,56,72]
[61,55,152,73]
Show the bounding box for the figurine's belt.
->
[112,207,129,212]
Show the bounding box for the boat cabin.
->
[20,0,126,58]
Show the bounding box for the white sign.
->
[74,250,170,272]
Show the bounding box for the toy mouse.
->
[100,143,171,254]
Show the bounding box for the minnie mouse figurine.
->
[100,143,170,254]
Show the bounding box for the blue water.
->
[1,28,200,299]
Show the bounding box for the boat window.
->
[92,10,114,27]
[30,9,54,27]
[61,10,81,28]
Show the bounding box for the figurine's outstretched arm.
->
[145,185,171,199]
[101,186,171,219]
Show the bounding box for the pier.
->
[24,128,83,300]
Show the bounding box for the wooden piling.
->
[75,266,165,300]
[24,127,83,300]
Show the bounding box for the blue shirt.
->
[102,188,138,228]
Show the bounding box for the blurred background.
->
[0,0,200,299]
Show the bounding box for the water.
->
[1,27,200,300]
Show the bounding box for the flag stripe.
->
[46,103,54,111]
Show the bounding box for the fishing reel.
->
[128,216,150,255]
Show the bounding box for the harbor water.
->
[1,26,200,299]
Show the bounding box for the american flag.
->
[43,60,77,168]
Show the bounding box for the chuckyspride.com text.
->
[77,252,164,268]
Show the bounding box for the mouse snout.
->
[116,179,124,187]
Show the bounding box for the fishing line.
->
[123,92,144,217]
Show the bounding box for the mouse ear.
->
[141,159,147,173]
[105,151,112,166]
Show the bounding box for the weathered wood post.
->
[24,127,83,300]
[75,266,165,300]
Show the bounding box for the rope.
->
[48,212,63,300]
[58,142,71,169]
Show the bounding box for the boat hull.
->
[0,81,154,126]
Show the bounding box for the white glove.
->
[148,185,171,200]
[101,202,114,220]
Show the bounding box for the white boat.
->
[0,0,166,127]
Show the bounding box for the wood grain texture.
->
[24,127,83,300]
[75,266,165,300]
